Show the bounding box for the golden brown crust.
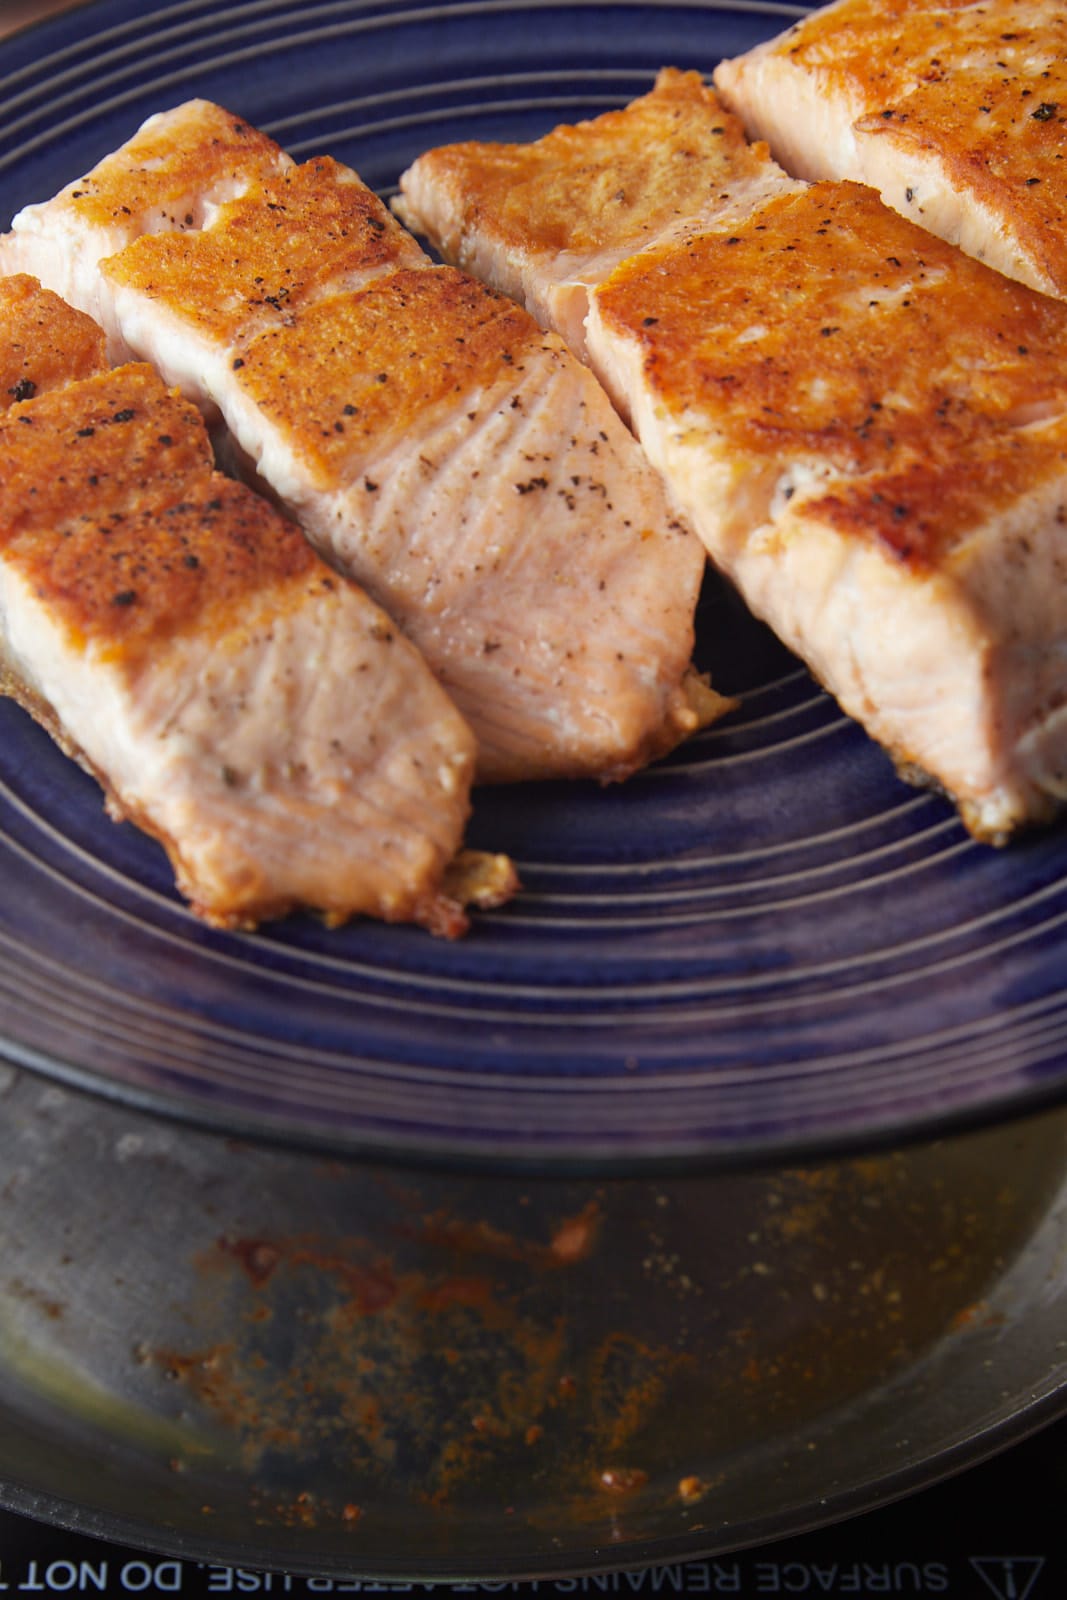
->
[0,364,318,664]
[0,275,108,403]
[10,476,320,666]
[104,156,425,343]
[597,180,1067,568]
[406,68,763,259]
[801,435,1067,568]
[769,0,1067,294]
[0,364,212,543]
[234,265,543,482]
[419,850,521,939]
[57,99,286,229]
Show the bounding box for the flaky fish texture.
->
[0,102,717,786]
[713,0,1067,299]
[0,275,498,934]
[396,71,1067,841]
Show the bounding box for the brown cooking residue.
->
[172,1138,1034,1535]
[598,1465,649,1493]
[151,1341,305,1454]
[950,1299,1004,1332]
[549,1201,602,1263]
[410,1198,602,1268]
[6,1277,65,1321]
[415,1275,492,1314]
[589,1331,687,1458]
[223,1238,281,1288]
[150,1206,699,1526]
[219,1235,398,1316]
[160,1226,588,1508]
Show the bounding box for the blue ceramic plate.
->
[1,0,1066,1171]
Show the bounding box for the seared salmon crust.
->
[397,68,1067,842]
[0,275,495,933]
[0,102,719,787]
[714,0,1067,300]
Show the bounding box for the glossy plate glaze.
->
[1,0,1067,1171]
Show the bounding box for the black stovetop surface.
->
[1,1414,1064,1598]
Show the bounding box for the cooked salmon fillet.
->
[0,105,717,786]
[713,0,1067,299]
[0,101,291,360]
[395,68,796,363]
[0,276,498,933]
[397,76,1067,840]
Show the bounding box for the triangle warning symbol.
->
[969,1557,1045,1600]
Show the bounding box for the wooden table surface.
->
[0,0,78,39]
